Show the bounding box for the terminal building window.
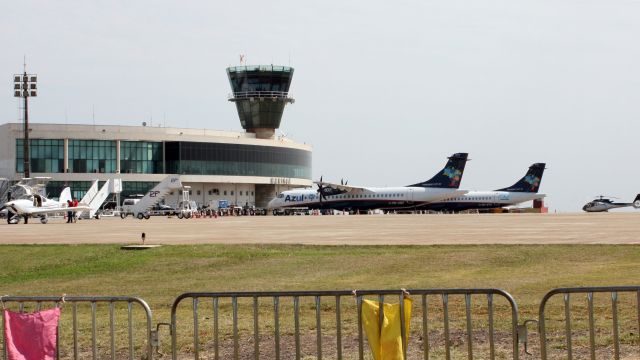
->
[69,140,116,173]
[165,141,311,179]
[47,181,94,201]
[121,181,158,200]
[120,141,164,174]
[16,139,64,173]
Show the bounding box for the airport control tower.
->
[227,65,295,139]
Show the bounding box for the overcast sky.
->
[2,1,639,211]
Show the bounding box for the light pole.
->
[13,70,37,178]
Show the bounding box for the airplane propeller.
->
[316,176,326,203]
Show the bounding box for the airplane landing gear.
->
[40,215,48,224]
[7,210,19,224]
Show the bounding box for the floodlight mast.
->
[13,67,37,178]
[22,72,29,178]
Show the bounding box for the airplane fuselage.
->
[268,186,467,211]
[423,191,545,211]
[5,196,64,215]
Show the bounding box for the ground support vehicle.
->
[272,207,310,216]
[176,200,198,219]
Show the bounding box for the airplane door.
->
[409,188,414,205]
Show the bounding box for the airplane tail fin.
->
[408,153,469,188]
[495,163,546,193]
[633,194,640,209]
[59,187,72,205]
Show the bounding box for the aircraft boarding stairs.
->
[77,179,112,219]
[129,175,183,219]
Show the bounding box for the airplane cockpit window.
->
[33,194,43,207]
[277,193,284,198]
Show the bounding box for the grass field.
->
[1,244,639,358]
[2,244,638,305]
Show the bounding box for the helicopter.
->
[582,194,640,212]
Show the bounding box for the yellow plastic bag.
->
[361,297,412,360]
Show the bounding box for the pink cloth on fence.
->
[3,308,60,360]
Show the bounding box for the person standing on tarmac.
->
[72,198,79,223]
[66,200,73,223]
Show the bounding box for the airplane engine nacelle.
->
[634,200,640,209]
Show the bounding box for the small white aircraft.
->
[3,185,90,224]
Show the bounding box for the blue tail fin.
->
[408,153,469,189]
[496,163,546,193]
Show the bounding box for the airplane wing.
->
[26,205,92,215]
[314,181,370,193]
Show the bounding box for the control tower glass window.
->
[227,65,295,135]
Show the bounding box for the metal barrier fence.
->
[0,295,153,360]
[169,289,520,360]
[538,286,640,360]
[4,287,639,359]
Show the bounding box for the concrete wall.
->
[0,122,311,151]
[0,124,16,178]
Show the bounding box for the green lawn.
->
[1,244,637,301]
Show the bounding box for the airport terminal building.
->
[0,65,313,208]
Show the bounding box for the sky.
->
[1,0,639,212]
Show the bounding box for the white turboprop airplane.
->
[4,185,90,224]
[267,153,470,213]
[421,163,547,212]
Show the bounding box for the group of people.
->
[66,198,79,223]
